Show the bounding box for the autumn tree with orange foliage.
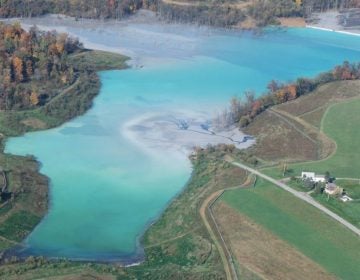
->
[0,22,82,110]
[0,0,158,20]
[30,92,40,106]
[12,56,24,82]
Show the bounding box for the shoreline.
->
[307,10,360,37]
[306,25,360,37]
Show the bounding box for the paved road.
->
[229,161,360,237]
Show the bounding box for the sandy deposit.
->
[279,17,306,27]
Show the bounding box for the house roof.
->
[326,183,337,190]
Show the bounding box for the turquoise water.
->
[5,27,360,261]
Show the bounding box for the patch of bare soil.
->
[213,202,336,280]
[237,17,257,29]
[21,118,47,130]
[278,17,305,27]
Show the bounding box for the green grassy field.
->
[222,179,360,280]
[340,180,360,199]
[0,211,40,242]
[263,98,360,179]
[312,192,360,228]
[69,50,129,71]
[309,179,360,228]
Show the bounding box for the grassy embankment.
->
[242,80,360,228]
[219,178,360,280]
[244,80,360,167]
[263,97,360,179]
[0,50,128,253]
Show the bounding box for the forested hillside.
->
[305,0,360,12]
[159,0,360,27]
[0,0,359,27]
[0,22,83,110]
[215,61,360,129]
[0,0,157,19]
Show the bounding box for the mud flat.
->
[123,111,254,156]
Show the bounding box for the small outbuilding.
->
[301,172,325,183]
[340,195,353,202]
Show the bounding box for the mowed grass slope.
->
[222,179,360,280]
[264,97,360,179]
[293,98,360,177]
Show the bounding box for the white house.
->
[324,182,343,196]
[301,172,326,183]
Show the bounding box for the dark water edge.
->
[1,243,145,265]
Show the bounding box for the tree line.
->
[0,0,157,19]
[214,61,360,129]
[157,1,246,27]
[248,0,303,26]
[0,0,359,27]
[304,0,360,14]
[0,22,83,110]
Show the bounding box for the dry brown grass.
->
[21,118,47,130]
[244,80,360,164]
[213,202,336,280]
[244,111,318,162]
[277,80,360,117]
[300,106,328,128]
[270,108,336,160]
[237,17,257,29]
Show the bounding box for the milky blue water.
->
[5,26,360,262]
